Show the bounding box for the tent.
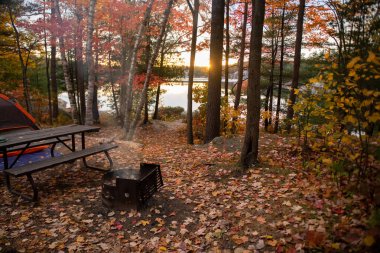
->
[0,93,47,157]
[0,93,39,132]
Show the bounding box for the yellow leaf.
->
[368,113,380,123]
[324,51,330,60]
[347,56,361,69]
[20,215,29,222]
[294,88,300,95]
[322,158,332,165]
[159,246,167,251]
[76,236,85,243]
[140,220,150,226]
[331,242,340,249]
[363,235,375,247]
[367,51,380,64]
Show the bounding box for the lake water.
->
[59,83,203,112]
[59,83,287,112]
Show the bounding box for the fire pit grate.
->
[102,163,163,210]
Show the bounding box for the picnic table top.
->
[0,124,100,149]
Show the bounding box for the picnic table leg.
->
[71,134,76,152]
[2,148,11,192]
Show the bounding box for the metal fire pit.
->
[102,163,163,210]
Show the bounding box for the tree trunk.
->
[186,0,199,145]
[108,34,119,118]
[285,0,305,132]
[50,1,58,121]
[274,3,286,133]
[123,0,155,134]
[240,0,265,168]
[85,0,97,125]
[7,6,33,113]
[127,0,175,140]
[143,32,151,125]
[75,8,86,124]
[55,0,79,123]
[233,2,248,111]
[43,0,52,124]
[224,0,230,99]
[264,14,278,131]
[204,0,225,143]
[153,45,166,120]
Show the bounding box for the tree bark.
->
[85,0,97,125]
[240,0,265,168]
[186,0,199,145]
[75,7,86,124]
[7,6,33,113]
[264,12,278,131]
[224,0,230,99]
[274,3,286,133]
[108,31,119,118]
[233,2,248,112]
[55,0,79,123]
[143,31,151,125]
[127,0,175,140]
[204,0,225,143]
[43,0,52,124]
[285,0,305,132]
[153,44,166,120]
[50,0,58,121]
[123,0,155,134]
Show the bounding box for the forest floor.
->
[0,117,378,252]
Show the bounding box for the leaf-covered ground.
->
[0,120,378,252]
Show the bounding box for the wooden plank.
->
[5,143,118,177]
[0,125,100,149]
[8,136,70,152]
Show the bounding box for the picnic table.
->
[0,124,118,201]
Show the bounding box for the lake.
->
[59,83,287,112]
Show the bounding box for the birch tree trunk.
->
[85,0,97,125]
[127,0,175,140]
[186,0,199,144]
[123,0,155,134]
[241,0,265,168]
[285,0,305,132]
[54,0,79,123]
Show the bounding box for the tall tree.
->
[224,0,230,98]
[6,1,33,113]
[233,1,248,111]
[186,0,199,145]
[43,0,52,124]
[127,0,175,140]
[54,0,79,123]
[204,0,225,143]
[74,3,86,124]
[123,0,155,134]
[85,0,97,125]
[285,0,305,132]
[241,0,266,167]
[50,0,58,121]
[274,2,286,133]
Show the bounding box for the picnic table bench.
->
[0,124,118,201]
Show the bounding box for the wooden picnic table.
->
[0,124,118,201]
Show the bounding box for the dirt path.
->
[0,120,375,252]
